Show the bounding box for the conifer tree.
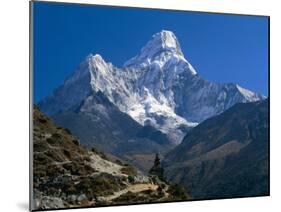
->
[149,153,165,181]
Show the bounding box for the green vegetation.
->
[113,188,166,204]
[167,184,189,200]
[90,173,127,196]
[120,166,137,176]
[149,153,165,181]
[127,175,134,183]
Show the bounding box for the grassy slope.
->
[164,100,269,199]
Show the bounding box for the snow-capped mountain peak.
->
[90,53,104,62]
[123,30,196,75]
[89,54,110,74]
[149,30,182,53]
[138,30,183,58]
[39,30,264,144]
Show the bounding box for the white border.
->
[0,0,280,212]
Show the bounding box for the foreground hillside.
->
[164,99,269,199]
[32,106,189,210]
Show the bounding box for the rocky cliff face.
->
[32,106,189,210]
[163,99,269,199]
[38,30,264,144]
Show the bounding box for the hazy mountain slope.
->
[38,60,92,116]
[163,99,269,199]
[33,106,190,210]
[38,30,264,144]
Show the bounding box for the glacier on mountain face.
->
[38,30,265,144]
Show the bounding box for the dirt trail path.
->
[98,183,158,202]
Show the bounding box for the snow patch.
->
[236,85,262,101]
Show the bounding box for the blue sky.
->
[33,2,269,102]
